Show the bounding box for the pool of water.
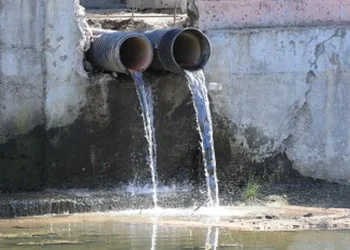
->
[0,215,349,250]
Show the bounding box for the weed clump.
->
[243,174,261,201]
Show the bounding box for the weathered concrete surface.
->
[80,0,126,9]
[3,0,350,194]
[205,26,350,184]
[0,0,201,192]
[45,1,88,129]
[127,0,187,11]
[0,188,197,218]
[0,0,88,139]
[0,0,88,191]
[198,0,350,30]
[45,73,200,189]
[0,0,45,143]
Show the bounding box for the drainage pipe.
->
[143,28,211,73]
[87,31,154,73]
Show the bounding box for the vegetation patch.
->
[243,174,261,201]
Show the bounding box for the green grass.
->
[243,174,261,201]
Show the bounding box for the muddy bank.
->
[0,181,350,220]
[1,205,350,232]
[115,206,350,232]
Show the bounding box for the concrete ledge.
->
[80,0,126,9]
[0,189,195,218]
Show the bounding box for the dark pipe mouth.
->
[172,29,211,71]
[120,36,153,72]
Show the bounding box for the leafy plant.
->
[243,173,261,201]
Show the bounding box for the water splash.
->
[184,70,219,207]
[151,224,157,250]
[205,227,220,250]
[131,72,158,208]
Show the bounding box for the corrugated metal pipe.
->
[87,29,154,73]
[143,28,211,73]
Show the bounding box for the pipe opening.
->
[173,29,211,70]
[120,37,153,72]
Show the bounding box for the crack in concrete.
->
[310,29,345,70]
[292,70,314,130]
[300,70,315,111]
[187,0,199,28]
[274,70,315,161]
[263,133,294,167]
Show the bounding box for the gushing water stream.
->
[185,70,220,206]
[151,224,157,250]
[205,227,220,250]
[131,72,158,208]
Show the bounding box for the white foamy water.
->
[151,224,157,250]
[131,72,158,208]
[125,184,190,195]
[205,227,220,250]
[112,206,248,219]
[184,69,220,207]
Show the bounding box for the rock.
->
[265,215,277,219]
[83,60,95,72]
[303,213,313,217]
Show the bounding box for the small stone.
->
[208,82,223,92]
[83,60,94,72]
[303,213,313,217]
[265,215,277,219]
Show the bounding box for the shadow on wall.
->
[210,101,314,194]
[0,73,201,192]
[0,127,45,192]
[0,71,314,193]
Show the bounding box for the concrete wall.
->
[0,0,89,191]
[0,0,200,192]
[198,0,350,30]
[0,0,87,142]
[0,0,44,142]
[201,0,350,184]
[2,0,350,192]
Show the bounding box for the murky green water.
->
[0,217,349,250]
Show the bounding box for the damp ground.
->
[0,209,350,249]
[1,182,350,228]
[1,184,350,248]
